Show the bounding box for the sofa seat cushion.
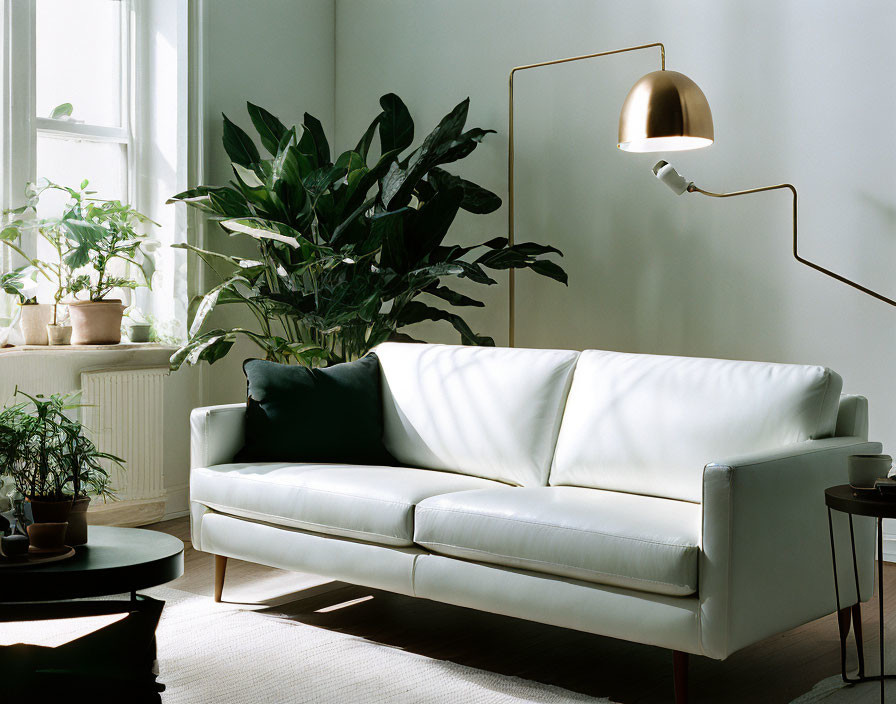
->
[414,487,701,596]
[191,463,507,547]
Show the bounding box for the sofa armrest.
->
[700,436,881,659]
[190,403,246,470]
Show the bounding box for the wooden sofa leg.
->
[673,650,689,704]
[214,555,227,602]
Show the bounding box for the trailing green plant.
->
[0,389,122,502]
[167,94,567,368]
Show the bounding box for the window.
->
[35,0,131,280]
[0,0,192,337]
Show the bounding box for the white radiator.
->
[81,365,170,526]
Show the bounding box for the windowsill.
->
[0,342,176,353]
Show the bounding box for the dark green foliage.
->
[167,94,567,368]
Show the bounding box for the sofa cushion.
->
[238,355,392,465]
[414,486,701,596]
[550,350,843,502]
[191,462,506,547]
[375,342,579,487]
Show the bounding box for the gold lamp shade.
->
[617,70,713,152]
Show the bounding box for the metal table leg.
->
[828,506,896,700]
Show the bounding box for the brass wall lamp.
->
[653,161,896,307]
[508,42,714,346]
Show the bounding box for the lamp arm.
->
[689,183,896,308]
[507,42,666,347]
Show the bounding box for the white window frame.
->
[2,0,137,266]
[1,0,194,336]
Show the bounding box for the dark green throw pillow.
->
[237,354,393,465]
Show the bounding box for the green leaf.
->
[509,241,562,257]
[425,284,484,307]
[247,102,288,156]
[406,184,463,261]
[355,114,382,162]
[529,259,568,285]
[373,209,409,273]
[380,97,471,209]
[378,93,414,154]
[397,301,493,346]
[189,276,249,337]
[302,112,330,166]
[170,331,234,369]
[429,167,501,214]
[232,163,264,188]
[222,113,260,167]
[0,226,20,241]
[221,218,302,247]
[50,102,73,119]
[439,127,495,164]
[334,150,366,174]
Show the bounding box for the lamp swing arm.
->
[507,42,666,347]
[689,183,896,308]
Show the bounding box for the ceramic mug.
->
[848,454,893,489]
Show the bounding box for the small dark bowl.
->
[1,534,29,559]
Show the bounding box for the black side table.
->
[826,484,896,702]
[0,526,183,701]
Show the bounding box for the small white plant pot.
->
[46,324,72,346]
[19,303,54,345]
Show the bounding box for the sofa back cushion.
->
[550,350,843,502]
[376,342,579,486]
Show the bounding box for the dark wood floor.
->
[149,516,890,703]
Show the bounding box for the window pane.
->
[36,0,123,127]
[35,136,127,295]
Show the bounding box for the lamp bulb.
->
[653,160,692,195]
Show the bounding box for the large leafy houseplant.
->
[168,94,567,368]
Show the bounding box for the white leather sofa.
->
[190,343,878,702]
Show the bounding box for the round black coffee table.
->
[0,526,184,700]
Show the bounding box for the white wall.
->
[200,0,335,404]
[332,0,896,550]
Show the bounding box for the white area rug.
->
[791,649,891,702]
[147,586,614,704]
[17,585,605,704]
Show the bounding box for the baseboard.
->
[162,508,190,522]
[87,497,167,527]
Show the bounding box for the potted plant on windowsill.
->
[56,183,158,345]
[1,180,84,345]
[0,389,123,547]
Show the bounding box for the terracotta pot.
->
[68,299,125,345]
[66,496,90,546]
[47,323,72,345]
[19,303,54,345]
[27,522,69,550]
[27,496,73,524]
